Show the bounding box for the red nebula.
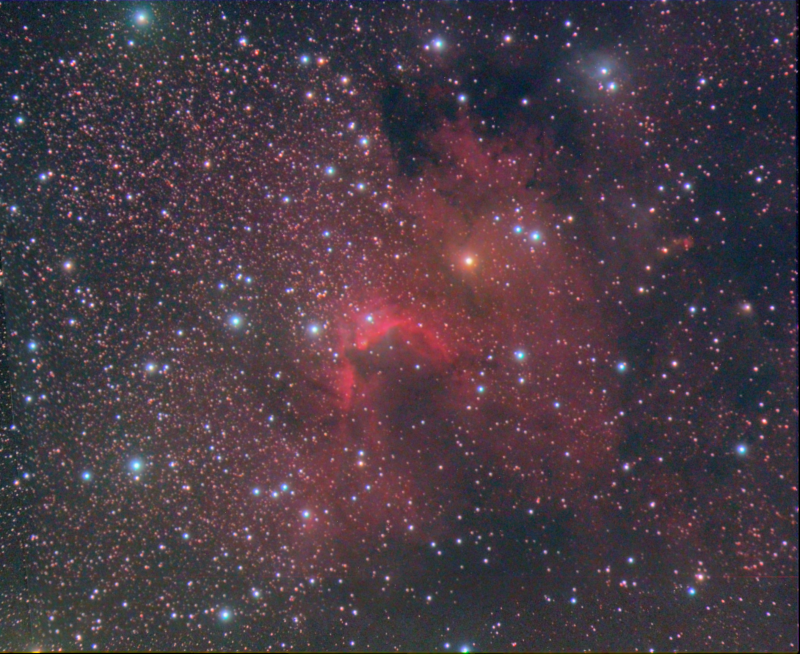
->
[278,115,625,569]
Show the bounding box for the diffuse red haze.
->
[278,116,625,566]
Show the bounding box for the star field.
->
[1,2,797,652]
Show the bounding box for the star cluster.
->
[1,2,797,652]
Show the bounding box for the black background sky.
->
[1,2,797,652]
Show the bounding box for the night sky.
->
[1,2,797,652]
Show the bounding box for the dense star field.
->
[1,2,797,651]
